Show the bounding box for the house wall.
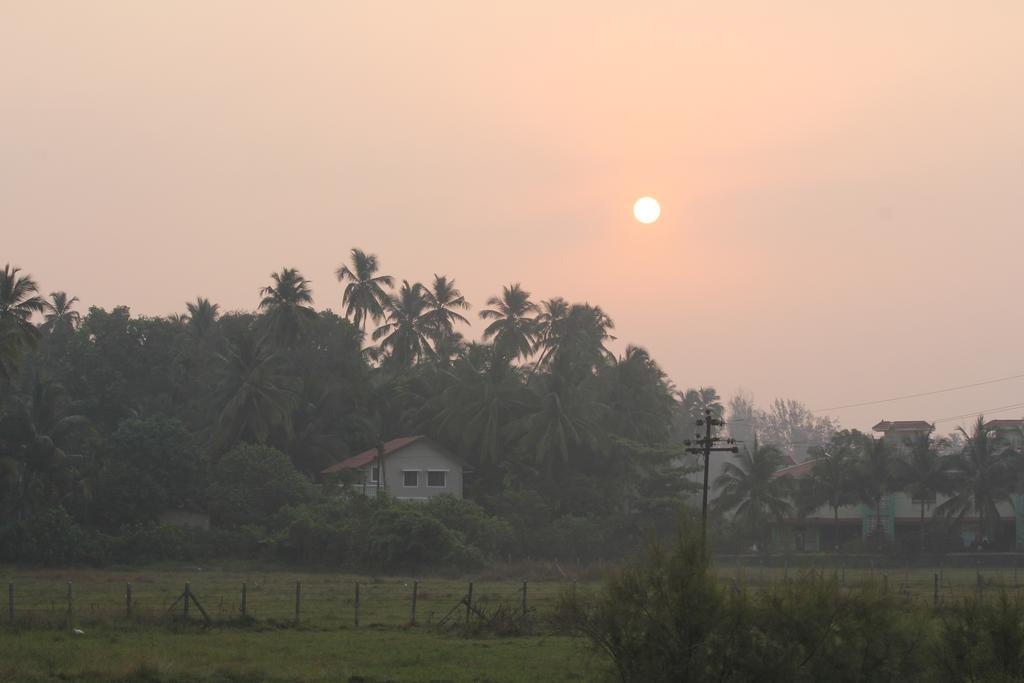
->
[378,441,463,501]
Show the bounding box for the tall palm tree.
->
[532,297,570,370]
[213,334,300,450]
[516,376,602,468]
[855,436,896,541]
[434,346,531,464]
[891,433,951,552]
[0,264,45,349]
[422,275,470,336]
[372,280,434,368]
[714,438,793,549]
[335,248,394,335]
[185,297,220,338]
[599,345,675,445]
[40,292,81,336]
[937,416,1017,542]
[799,440,858,552]
[539,303,616,381]
[479,284,537,362]
[258,268,317,347]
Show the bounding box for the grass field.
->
[4,559,1024,681]
[0,564,600,682]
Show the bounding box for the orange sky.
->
[3,2,1023,432]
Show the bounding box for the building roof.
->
[773,459,819,479]
[321,436,428,474]
[984,419,1024,430]
[872,420,933,432]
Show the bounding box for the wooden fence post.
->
[294,581,301,624]
[841,563,846,587]
[66,581,73,622]
[7,583,12,623]
[354,582,360,628]
[465,582,473,626]
[184,582,191,619]
[126,583,132,618]
[934,573,939,608]
[883,574,888,593]
[241,583,247,618]
[410,581,418,626]
[521,581,527,616]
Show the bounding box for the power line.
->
[809,372,1024,413]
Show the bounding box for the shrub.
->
[207,443,315,527]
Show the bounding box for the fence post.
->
[465,582,473,626]
[66,581,73,622]
[294,581,301,624]
[241,582,247,618]
[934,573,939,608]
[841,562,846,587]
[883,574,888,593]
[410,581,418,626]
[184,582,191,619]
[521,581,528,616]
[784,559,789,582]
[126,583,132,618]
[354,582,360,628]
[7,583,12,623]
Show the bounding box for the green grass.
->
[0,626,596,682]
[0,565,601,682]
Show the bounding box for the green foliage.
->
[559,516,928,682]
[94,417,207,526]
[208,443,315,527]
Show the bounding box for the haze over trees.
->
[1,254,1020,566]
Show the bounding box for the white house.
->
[321,436,464,501]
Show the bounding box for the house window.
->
[427,471,447,488]
[403,470,419,487]
[369,466,380,483]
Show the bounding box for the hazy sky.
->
[3,2,1023,432]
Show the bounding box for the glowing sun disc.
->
[633,196,661,224]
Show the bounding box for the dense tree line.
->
[713,416,1024,553]
[0,254,703,566]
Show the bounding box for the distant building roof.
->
[773,459,819,479]
[321,436,428,474]
[873,420,933,432]
[984,419,1024,430]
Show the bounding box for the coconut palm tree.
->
[799,437,859,552]
[185,297,220,338]
[40,292,81,336]
[258,268,317,348]
[532,297,569,370]
[0,264,45,349]
[213,334,300,450]
[479,284,537,362]
[599,345,676,445]
[891,433,952,552]
[335,248,394,335]
[714,438,793,549]
[372,280,434,368]
[434,346,531,464]
[936,416,1017,543]
[422,275,470,337]
[855,435,896,541]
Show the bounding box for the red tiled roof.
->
[321,436,427,474]
[773,459,819,479]
[873,420,933,432]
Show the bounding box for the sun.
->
[633,196,661,224]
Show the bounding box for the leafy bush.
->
[207,443,315,526]
[558,516,928,682]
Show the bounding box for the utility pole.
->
[684,407,738,552]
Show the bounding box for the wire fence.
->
[0,571,579,629]
[712,557,1024,607]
